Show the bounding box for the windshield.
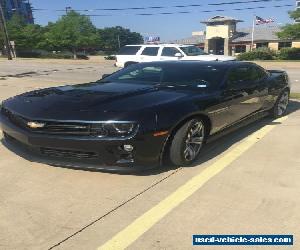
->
[101,63,225,87]
[180,46,208,56]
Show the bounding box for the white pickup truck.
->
[115,44,236,68]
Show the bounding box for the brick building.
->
[0,0,34,24]
[170,15,300,56]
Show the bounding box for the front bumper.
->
[0,113,167,172]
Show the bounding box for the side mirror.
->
[174,52,184,58]
[102,74,111,79]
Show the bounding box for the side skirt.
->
[207,110,270,144]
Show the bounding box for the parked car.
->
[0,61,290,172]
[115,44,236,68]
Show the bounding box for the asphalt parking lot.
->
[0,58,300,250]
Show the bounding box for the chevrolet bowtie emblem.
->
[27,121,46,129]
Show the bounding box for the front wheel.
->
[270,90,290,118]
[169,118,206,166]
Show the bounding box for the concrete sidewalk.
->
[0,102,299,250]
[1,59,300,95]
[50,102,300,250]
[0,59,300,250]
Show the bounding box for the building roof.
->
[232,26,282,43]
[201,15,243,24]
[168,35,206,45]
[169,25,285,45]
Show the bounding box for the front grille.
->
[4,132,99,160]
[36,122,108,136]
[37,122,91,135]
[1,107,107,136]
[40,147,98,159]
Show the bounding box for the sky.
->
[30,0,296,41]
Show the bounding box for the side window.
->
[141,47,159,56]
[251,66,267,81]
[118,46,141,55]
[161,47,181,57]
[227,67,252,85]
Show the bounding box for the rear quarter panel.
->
[263,70,290,110]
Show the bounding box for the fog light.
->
[123,144,134,152]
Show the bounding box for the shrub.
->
[278,48,300,60]
[90,50,109,56]
[39,53,73,59]
[17,50,42,58]
[16,50,89,59]
[77,54,89,60]
[237,48,276,61]
[104,55,116,60]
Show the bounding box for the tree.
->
[277,9,300,40]
[5,14,44,51]
[98,26,144,52]
[0,29,4,51]
[1,10,144,58]
[43,11,100,58]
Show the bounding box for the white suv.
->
[115,44,236,68]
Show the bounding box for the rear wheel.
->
[169,118,206,166]
[271,90,289,118]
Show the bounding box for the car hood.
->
[3,81,191,121]
[183,55,236,61]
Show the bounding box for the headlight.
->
[90,122,138,137]
[112,123,136,134]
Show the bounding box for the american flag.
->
[255,16,274,25]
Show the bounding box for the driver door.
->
[223,66,262,125]
[160,47,182,61]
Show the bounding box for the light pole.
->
[117,34,121,49]
[0,1,12,60]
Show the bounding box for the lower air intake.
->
[40,148,98,159]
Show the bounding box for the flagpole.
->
[251,15,256,51]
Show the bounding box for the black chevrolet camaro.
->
[0,61,290,171]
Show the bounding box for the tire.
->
[124,61,137,68]
[169,118,206,166]
[270,89,290,118]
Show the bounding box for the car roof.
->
[135,60,255,69]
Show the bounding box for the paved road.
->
[0,57,116,101]
[0,59,300,100]
[0,58,299,250]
